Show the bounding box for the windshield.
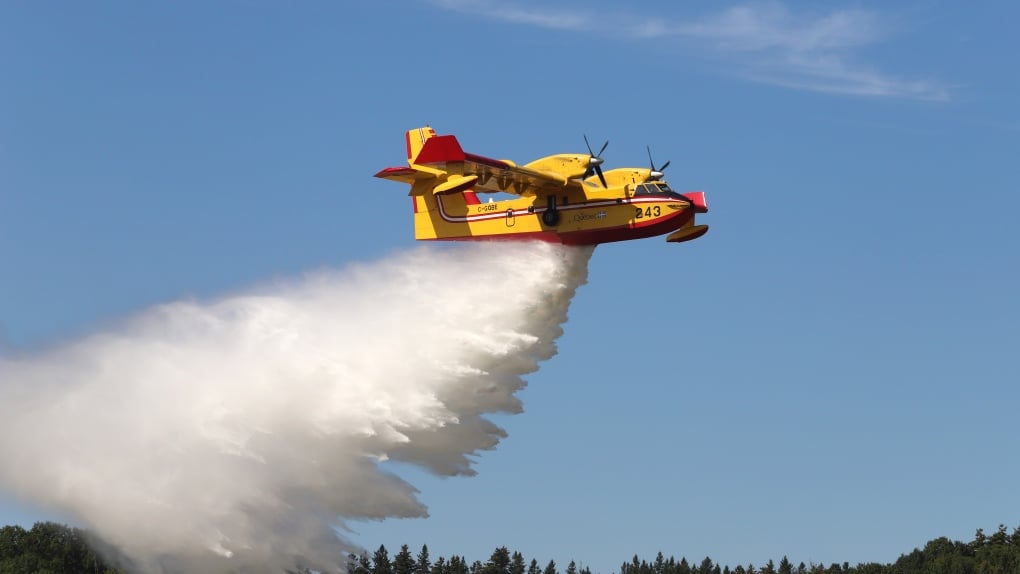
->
[635,183,684,198]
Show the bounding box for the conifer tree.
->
[417,545,432,574]
[654,553,665,574]
[449,556,469,574]
[485,546,511,574]
[543,559,558,574]
[395,544,415,574]
[373,544,393,574]
[510,551,526,574]
[529,558,542,574]
[990,524,1010,545]
[972,528,988,550]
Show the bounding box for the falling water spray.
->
[0,241,593,573]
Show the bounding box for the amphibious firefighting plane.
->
[375,126,708,245]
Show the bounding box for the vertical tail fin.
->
[406,126,437,164]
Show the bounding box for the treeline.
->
[616,524,1020,574]
[347,544,594,574]
[0,521,123,573]
[1,522,1018,574]
[353,525,1020,574]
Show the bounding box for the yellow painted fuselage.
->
[376,127,709,245]
[414,179,704,245]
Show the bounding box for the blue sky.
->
[2,0,1018,572]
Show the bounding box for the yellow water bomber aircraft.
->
[375,126,709,245]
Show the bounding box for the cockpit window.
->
[634,182,683,198]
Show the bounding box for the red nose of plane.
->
[680,191,708,213]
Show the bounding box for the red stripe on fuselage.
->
[428,196,694,245]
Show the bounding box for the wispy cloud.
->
[432,0,592,31]
[432,0,948,101]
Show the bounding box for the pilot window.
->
[634,183,680,198]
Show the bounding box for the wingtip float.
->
[375,126,709,246]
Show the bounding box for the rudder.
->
[406,126,437,164]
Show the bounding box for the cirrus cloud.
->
[432,0,948,101]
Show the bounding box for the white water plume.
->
[0,241,593,573]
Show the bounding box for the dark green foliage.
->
[418,544,433,574]
[484,547,511,574]
[3,523,1019,574]
[511,551,526,574]
[0,522,123,574]
[395,544,416,574]
[374,544,394,574]
[349,552,373,574]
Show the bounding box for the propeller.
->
[646,145,671,181]
[582,134,609,188]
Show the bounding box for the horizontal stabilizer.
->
[374,166,418,183]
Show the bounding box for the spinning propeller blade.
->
[646,145,671,181]
[583,134,609,188]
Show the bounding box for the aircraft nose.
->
[680,191,708,213]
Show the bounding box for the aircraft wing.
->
[412,135,582,196]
